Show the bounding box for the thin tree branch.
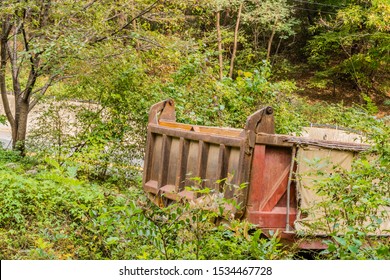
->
[267,20,278,61]
[338,39,364,93]
[21,23,42,101]
[229,2,243,79]
[91,0,162,44]
[6,23,23,96]
[38,0,51,28]
[28,72,73,111]
[216,11,223,80]
[1,18,15,127]
[20,1,52,101]
[28,74,57,111]
[83,0,98,10]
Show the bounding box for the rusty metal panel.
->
[143,130,247,208]
[204,144,221,189]
[142,99,275,216]
[246,145,296,229]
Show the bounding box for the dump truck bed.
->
[142,99,387,248]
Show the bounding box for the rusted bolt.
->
[266,107,273,114]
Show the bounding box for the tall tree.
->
[229,2,243,78]
[209,0,246,79]
[1,0,57,153]
[243,0,299,61]
[216,9,224,80]
[0,0,161,153]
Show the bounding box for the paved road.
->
[0,125,12,148]
[0,94,86,149]
[1,95,14,149]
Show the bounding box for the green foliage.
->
[322,232,389,260]
[296,113,390,259]
[164,57,303,133]
[0,149,104,259]
[0,149,290,260]
[243,0,300,42]
[0,115,6,125]
[306,0,390,95]
[1,0,389,261]
[26,45,163,180]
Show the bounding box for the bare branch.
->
[216,11,223,80]
[83,0,98,10]
[28,73,58,111]
[28,72,74,111]
[229,2,243,78]
[1,17,13,40]
[21,22,42,101]
[6,20,25,96]
[6,42,22,95]
[132,35,163,48]
[91,0,162,44]
[105,13,122,22]
[38,0,51,28]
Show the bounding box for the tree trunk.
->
[272,37,283,65]
[1,19,34,155]
[267,26,276,61]
[253,26,259,52]
[305,4,314,26]
[12,97,29,155]
[216,11,223,80]
[131,0,140,50]
[229,2,243,79]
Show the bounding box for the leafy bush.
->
[295,110,390,259]
[0,149,291,260]
[0,115,6,125]
[306,1,390,96]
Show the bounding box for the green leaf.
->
[334,236,347,246]
[106,237,119,245]
[348,245,359,254]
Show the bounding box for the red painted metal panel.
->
[246,145,296,230]
[246,145,266,211]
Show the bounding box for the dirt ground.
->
[292,70,390,118]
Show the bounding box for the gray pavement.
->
[0,125,12,149]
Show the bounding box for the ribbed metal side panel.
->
[143,125,248,210]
